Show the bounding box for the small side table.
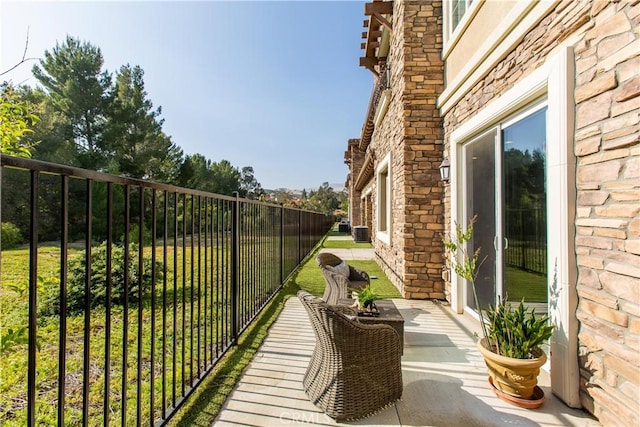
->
[338,298,405,352]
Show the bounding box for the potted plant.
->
[352,285,380,313]
[443,216,554,406]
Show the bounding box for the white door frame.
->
[448,47,579,408]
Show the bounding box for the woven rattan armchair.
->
[298,290,403,420]
[316,252,369,305]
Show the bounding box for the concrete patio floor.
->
[213,297,599,426]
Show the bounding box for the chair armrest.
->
[330,304,359,320]
[339,320,403,360]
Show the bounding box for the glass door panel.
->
[502,107,547,308]
[464,130,497,312]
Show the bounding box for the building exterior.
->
[346,1,639,425]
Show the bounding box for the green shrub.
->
[1,222,24,249]
[125,223,152,246]
[40,242,163,315]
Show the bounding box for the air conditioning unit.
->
[353,226,369,243]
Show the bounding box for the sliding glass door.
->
[463,105,547,313]
[503,108,547,308]
[463,130,497,311]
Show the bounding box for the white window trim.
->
[376,152,392,245]
[448,47,579,408]
[374,89,392,127]
[362,186,373,199]
[443,0,481,57]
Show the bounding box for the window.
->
[444,0,475,46]
[451,0,469,30]
[379,169,388,232]
[376,152,391,244]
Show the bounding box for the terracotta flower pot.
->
[477,338,546,399]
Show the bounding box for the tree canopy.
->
[2,35,342,233]
[0,84,39,157]
[32,36,112,169]
[105,64,182,181]
[6,36,263,196]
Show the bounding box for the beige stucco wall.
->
[444,0,519,84]
[442,1,639,425]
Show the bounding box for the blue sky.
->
[1,0,373,190]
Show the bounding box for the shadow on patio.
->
[213,297,599,426]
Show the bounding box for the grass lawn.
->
[504,267,547,303]
[293,256,399,299]
[321,224,372,249]
[321,240,372,249]
[1,245,239,426]
[324,229,350,237]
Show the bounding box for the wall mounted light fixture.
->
[439,158,450,183]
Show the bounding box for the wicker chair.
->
[316,252,369,305]
[298,290,403,421]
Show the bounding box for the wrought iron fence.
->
[504,207,547,276]
[0,155,333,426]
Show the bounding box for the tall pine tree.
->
[105,64,182,181]
[32,36,112,169]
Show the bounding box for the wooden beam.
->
[362,31,368,39]
[359,57,379,68]
[373,12,392,31]
[361,42,366,50]
[370,30,382,38]
[366,65,380,78]
[363,19,369,27]
[364,1,393,16]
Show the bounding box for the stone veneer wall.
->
[366,0,445,299]
[400,0,445,299]
[345,138,363,226]
[442,1,639,425]
[366,0,407,294]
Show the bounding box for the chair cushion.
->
[326,261,350,278]
[350,280,368,290]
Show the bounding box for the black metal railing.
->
[504,207,547,276]
[0,155,333,426]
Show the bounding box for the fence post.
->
[27,170,39,427]
[280,204,284,285]
[298,210,302,264]
[231,191,240,344]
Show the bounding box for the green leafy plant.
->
[0,328,28,354]
[352,284,380,309]
[443,215,554,359]
[0,327,41,354]
[485,298,554,359]
[443,215,489,341]
[0,84,39,157]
